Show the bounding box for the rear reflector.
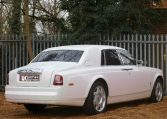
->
[53,75,63,85]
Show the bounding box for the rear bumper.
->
[5,86,85,106]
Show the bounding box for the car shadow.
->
[20,99,151,118]
[107,99,150,110]
[25,106,86,117]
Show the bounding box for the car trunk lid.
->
[10,62,77,87]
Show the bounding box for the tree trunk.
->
[0,4,3,35]
[10,0,21,35]
[23,0,33,60]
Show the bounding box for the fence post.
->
[165,34,167,95]
[148,34,151,67]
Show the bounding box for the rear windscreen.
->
[32,50,84,63]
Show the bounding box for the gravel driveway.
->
[1,92,167,119]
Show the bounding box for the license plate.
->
[20,75,40,82]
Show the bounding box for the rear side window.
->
[32,50,84,63]
[101,50,121,65]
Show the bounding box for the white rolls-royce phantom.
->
[5,45,164,114]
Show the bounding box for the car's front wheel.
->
[84,81,107,115]
[150,79,163,103]
[24,104,46,112]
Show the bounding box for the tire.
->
[150,79,163,103]
[84,81,107,115]
[24,104,46,112]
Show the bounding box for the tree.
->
[0,0,16,35]
[0,0,68,35]
[60,0,163,40]
[29,0,68,34]
[9,0,22,34]
[0,1,3,35]
[23,0,33,60]
[61,0,101,41]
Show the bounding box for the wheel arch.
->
[93,78,109,96]
[149,74,164,102]
[156,76,164,84]
[152,74,164,92]
[85,75,109,98]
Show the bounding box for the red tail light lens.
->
[53,75,63,85]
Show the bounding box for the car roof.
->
[43,45,124,52]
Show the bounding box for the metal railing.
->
[0,34,167,92]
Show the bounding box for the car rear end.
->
[5,48,86,106]
[5,66,84,106]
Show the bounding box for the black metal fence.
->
[0,34,167,92]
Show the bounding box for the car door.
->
[118,49,150,96]
[101,49,132,98]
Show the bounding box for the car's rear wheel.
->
[24,104,46,112]
[150,79,163,103]
[84,81,107,115]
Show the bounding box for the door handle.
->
[121,68,133,71]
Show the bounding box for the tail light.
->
[53,75,63,85]
[6,74,9,85]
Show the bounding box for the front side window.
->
[101,50,121,65]
[117,49,134,59]
[119,54,135,65]
[117,49,136,65]
[32,50,84,63]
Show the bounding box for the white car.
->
[5,45,164,114]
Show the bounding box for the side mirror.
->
[137,60,144,65]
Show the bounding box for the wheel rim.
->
[93,85,106,112]
[155,82,163,102]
